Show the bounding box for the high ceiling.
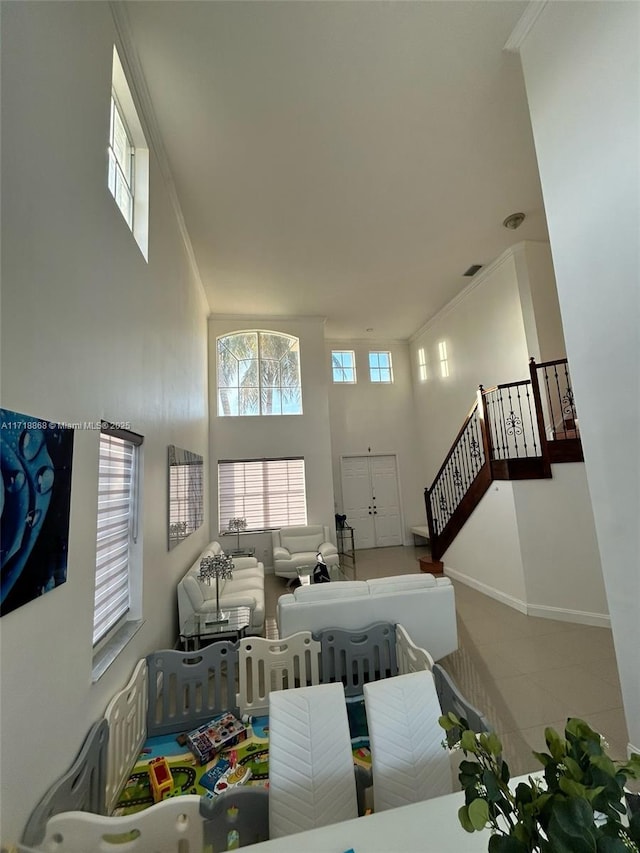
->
[123,0,548,340]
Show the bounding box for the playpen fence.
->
[19,623,433,852]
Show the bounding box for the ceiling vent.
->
[463,264,483,277]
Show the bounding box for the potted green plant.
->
[439,713,640,852]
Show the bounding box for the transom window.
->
[332,350,357,383]
[369,351,393,383]
[218,458,307,531]
[217,331,302,416]
[108,94,134,227]
[107,46,149,260]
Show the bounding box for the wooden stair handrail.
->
[427,399,481,495]
[424,356,580,562]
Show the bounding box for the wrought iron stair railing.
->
[424,357,582,561]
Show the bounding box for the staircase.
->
[424,357,583,562]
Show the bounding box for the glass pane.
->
[224,332,257,360]
[108,149,116,195]
[261,358,280,388]
[280,351,300,386]
[218,388,238,416]
[238,358,258,387]
[261,386,282,415]
[259,331,291,360]
[239,387,259,416]
[112,104,132,185]
[281,386,302,414]
[114,173,133,227]
[217,347,239,388]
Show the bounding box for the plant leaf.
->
[590,753,618,778]
[545,726,567,762]
[558,776,589,798]
[461,729,478,753]
[468,796,490,830]
[483,768,503,802]
[488,835,530,853]
[458,804,475,833]
[548,798,597,853]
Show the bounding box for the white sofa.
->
[177,541,265,635]
[277,574,457,661]
[272,524,340,580]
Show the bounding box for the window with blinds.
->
[218,458,307,532]
[93,428,142,646]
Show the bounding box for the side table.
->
[179,606,251,650]
[223,547,256,558]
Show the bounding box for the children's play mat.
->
[114,700,371,816]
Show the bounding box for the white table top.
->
[246,788,486,853]
[245,774,539,853]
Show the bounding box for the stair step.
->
[418,556,444,576]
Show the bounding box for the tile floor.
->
[263,544,631,779]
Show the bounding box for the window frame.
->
[108,46,149,260]
[218,457,307,533]
[108,93,135,228]
[331,350,357,384]
[92,423,143,680]
[216,330,303,417]
[368,350,394,384]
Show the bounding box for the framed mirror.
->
[168,444,204,550]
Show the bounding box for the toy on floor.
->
[148,756,173,803]
[213,762,252,795]
[186,712,248,765]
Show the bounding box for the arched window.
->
[217,331,303,416]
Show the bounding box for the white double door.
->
[341,455,402,550]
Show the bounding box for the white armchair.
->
[272,525,340,580]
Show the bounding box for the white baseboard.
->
[443,566,528,614]
[526,603,610,629]
[444,566,610,627]
[629,742,640,758]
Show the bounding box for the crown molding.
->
[208,314,327,325]
[409,241,543,343]
[109,2,209,312]
[325,337,409,346]
[503,1,549,53]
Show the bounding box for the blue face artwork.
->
[0,409,74,616]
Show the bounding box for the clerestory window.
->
[369,351,394,383]
[107,46,149,260]
[217,331,302,416]
[331,350,357,383]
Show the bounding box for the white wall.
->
[443,481,528,607]
[410,245,533,482]
[443,465,608,627]
[208,316,335,566]
[0,3,210,842]
[327,338,425,540]
[519,0,640,752]
[513,464,608,626]
[514,241,566,363]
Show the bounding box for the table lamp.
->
[228,517,248,552]
[198,553,234,622]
